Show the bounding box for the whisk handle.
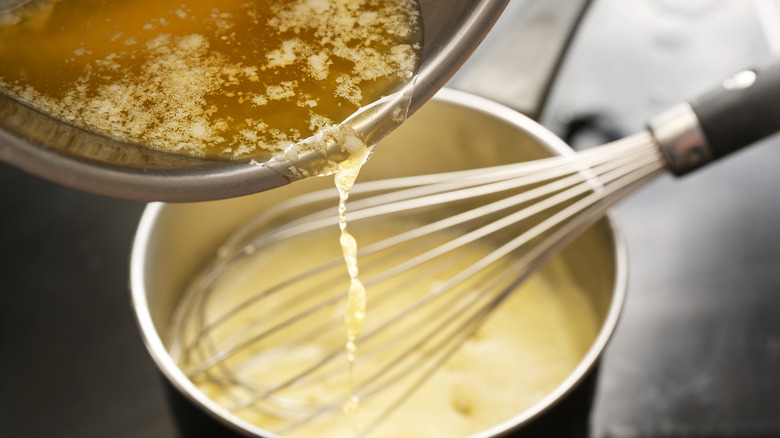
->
[650,58,780,176]
[691,58,780,161]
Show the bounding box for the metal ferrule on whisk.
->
[648,102,713,176]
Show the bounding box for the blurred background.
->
[2,0,780,436]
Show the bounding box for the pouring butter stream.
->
[334,134,371,415]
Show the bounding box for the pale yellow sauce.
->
[173,218,600,438]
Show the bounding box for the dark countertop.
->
[538,1,780,436]
[1,0,779,437]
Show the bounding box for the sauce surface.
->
[0,0,421,159]
[172,218,599,438]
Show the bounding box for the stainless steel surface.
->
[449,0,591,119]
[648,103,712,176]
[0,0,508,202]
[130,89,627,437]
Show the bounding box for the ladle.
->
[0,0,509,201]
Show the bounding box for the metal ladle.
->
[0,0,509,201]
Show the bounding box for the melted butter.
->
[334,135,370,414]
[0,0,421,160]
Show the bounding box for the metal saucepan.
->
[129,88,627,437]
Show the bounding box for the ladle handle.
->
[690,57,780,161]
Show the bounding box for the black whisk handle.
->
[649,58,780,176]
[690,57,780,161]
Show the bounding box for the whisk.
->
[168,60,780,436]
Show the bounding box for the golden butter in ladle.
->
[0,0,422,160]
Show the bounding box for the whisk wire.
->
[169,132,669,433]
